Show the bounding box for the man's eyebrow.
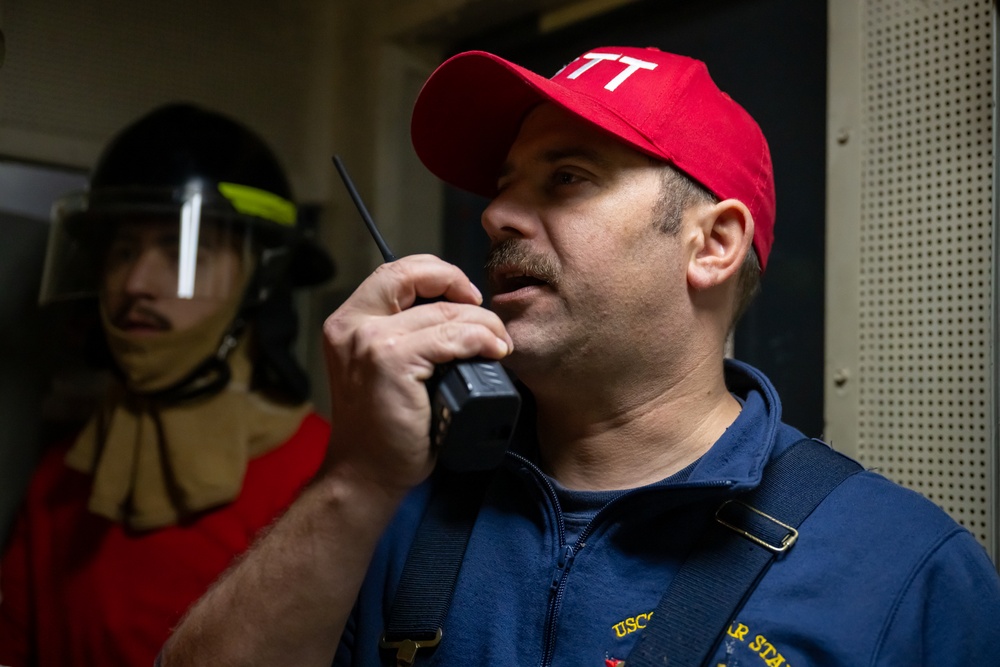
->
[497,146,614,181]
[540,146,613,170]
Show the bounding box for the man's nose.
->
[122,248,174,297]
[481,188,541,242]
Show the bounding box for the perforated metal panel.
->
[857,0,994,547]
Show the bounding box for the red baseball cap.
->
[411,46,777,270]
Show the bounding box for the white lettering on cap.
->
[565,52,658,91]
[565,52,620,79]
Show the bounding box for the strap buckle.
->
[715,499,799,554]
[379,628,443,666]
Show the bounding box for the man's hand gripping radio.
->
[332,156,521,472]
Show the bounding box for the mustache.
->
[484,239,561,289]
[111,301,172,331]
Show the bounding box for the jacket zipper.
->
[508,452,735,667]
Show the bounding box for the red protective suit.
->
[0,412,329,667]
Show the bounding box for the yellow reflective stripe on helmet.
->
[217,182,296,226]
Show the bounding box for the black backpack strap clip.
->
[715,497,800,554]
[379,628,442,667]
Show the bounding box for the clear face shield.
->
[40,186,259,332]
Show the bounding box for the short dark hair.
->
[731,248,761,329]
[652,162,761,331]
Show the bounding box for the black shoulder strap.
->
[626,438,863,667]
[379,470,493,667]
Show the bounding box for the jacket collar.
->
[678,359,783,493]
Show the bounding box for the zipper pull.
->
[551,545,576,591]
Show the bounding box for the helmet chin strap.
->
[145,316,247,404]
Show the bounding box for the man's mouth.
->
[485,240,559,296]
[489,269,550,295]
[113,304,171,332]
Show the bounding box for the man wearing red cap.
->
[162,47,1000,666]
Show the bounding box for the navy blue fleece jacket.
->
[334,360,1000,666]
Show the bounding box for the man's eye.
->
[552,171,583,187]
[107,244,137,264]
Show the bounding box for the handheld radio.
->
[332,156,521,471]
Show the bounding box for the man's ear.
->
[686,199,755,291]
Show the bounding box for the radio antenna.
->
[332,155,397,262]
